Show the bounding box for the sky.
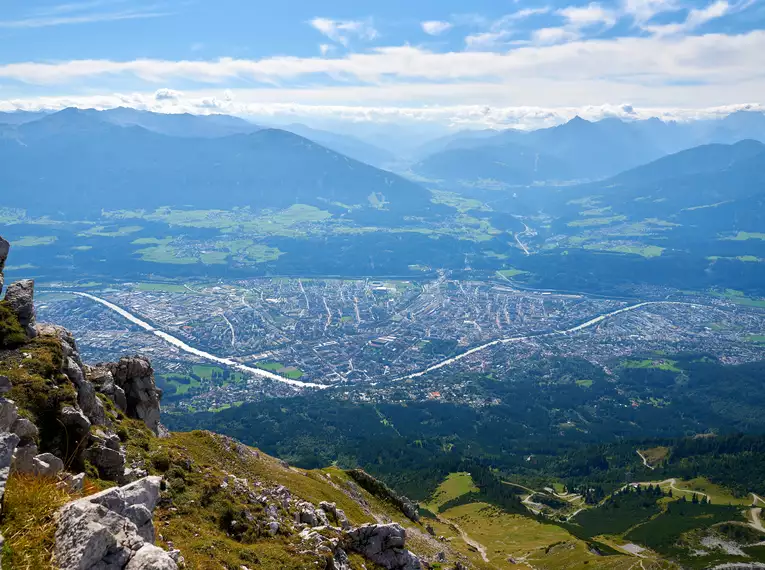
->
[1,0,765,130]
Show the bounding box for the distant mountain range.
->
[0,108,433,217]
[0,107,395,169]
[412,111,765,188]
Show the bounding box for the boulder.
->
[0,399,18,432]
[32,452,64,477]
[0,432,20,511]
[83,442,126,482]
[11,417,38,443]
[125,544,178,570]
[0,375,11,395]
[344,523,422,570]
[61,406,91,440]
[11,443,37,474]
[3,279,36,337]
[106,356,163,435]
[54,476,176,570]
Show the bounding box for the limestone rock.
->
[0,399,18,432]
[0,236,8,292]
[11,443,37,474]
[61,406,91,440]
[3,279,36,338]
[125,544,178,570]
[11,417,38,443]
[83,442,126,482]
[54,476,176,570]
[344,523,422,570]
[32,452,64,477]
[64,357,108,427]
[0,376,11,395]
[87,365,128,413]
[0,432,20,511]
[106,356,163,435]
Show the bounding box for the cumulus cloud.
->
[421,20,453,35]
[154,88,182,101]
[309,17,378,46]
[557,2,617,29]
[1,90,761,131]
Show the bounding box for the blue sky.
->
[1,0,764,129]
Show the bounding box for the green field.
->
[567,215,627,228]
[575,379,593,388]
[496,268,529,279]
[584,243,665,258]
[255,362,303,379]
[78,225,143,237]
[424,472,479,512]
[728,231,765,241]
[621,359,681,372]
[12,236,57,247]
[747,335,765,344]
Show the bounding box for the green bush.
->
[0,302,26,348]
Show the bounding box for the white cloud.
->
[621,0,680,24]
[641,0,753,35]
[2,90,762,131]
[309,17,378,46]
[421,20,453,36]
[465,7,550,49]
[557,3,617,28]
[0,8,169,28]
[532,27,581,44]
[154,88,182,101]
[319,44,333,56]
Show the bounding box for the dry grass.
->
[1,473,73,570]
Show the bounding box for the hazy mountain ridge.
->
[0,109,435,217]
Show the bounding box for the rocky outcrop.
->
[86,365,127,413]
[347,469,420,523]
[343,523,422,570]
[54,476,178,570]
[3,279,36,338]
[102,356,164,435]
[0,236,8,292]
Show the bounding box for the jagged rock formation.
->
[344,523,422,570]
[54,476,179,570]
[347,468,420,522]
[0,236,8,293]
[4,279,37,338]
[90,356,164,436]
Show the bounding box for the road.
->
[436,514,489,563]
[636,450,656,470]
[515,222,532,256]
[400,301,689,380]
[66,291,327,389]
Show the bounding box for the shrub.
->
[0,301,26,348]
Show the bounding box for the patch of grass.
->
[567,215,627,228]
[496,268,529,279]
[575,379,593,388]
[621,359,681,373]
[726,231,765,241]
[0,473,73,570]
[639,446,669,467]
[584,243,665,258]
[746,335,765,344]
[425,472,480,513]
[78,225,143,237]
[430,190,489,213]
[0,301,27,348]
[12,236,57,247]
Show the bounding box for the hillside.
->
[0,109,434,217]
[0,235,465,570]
